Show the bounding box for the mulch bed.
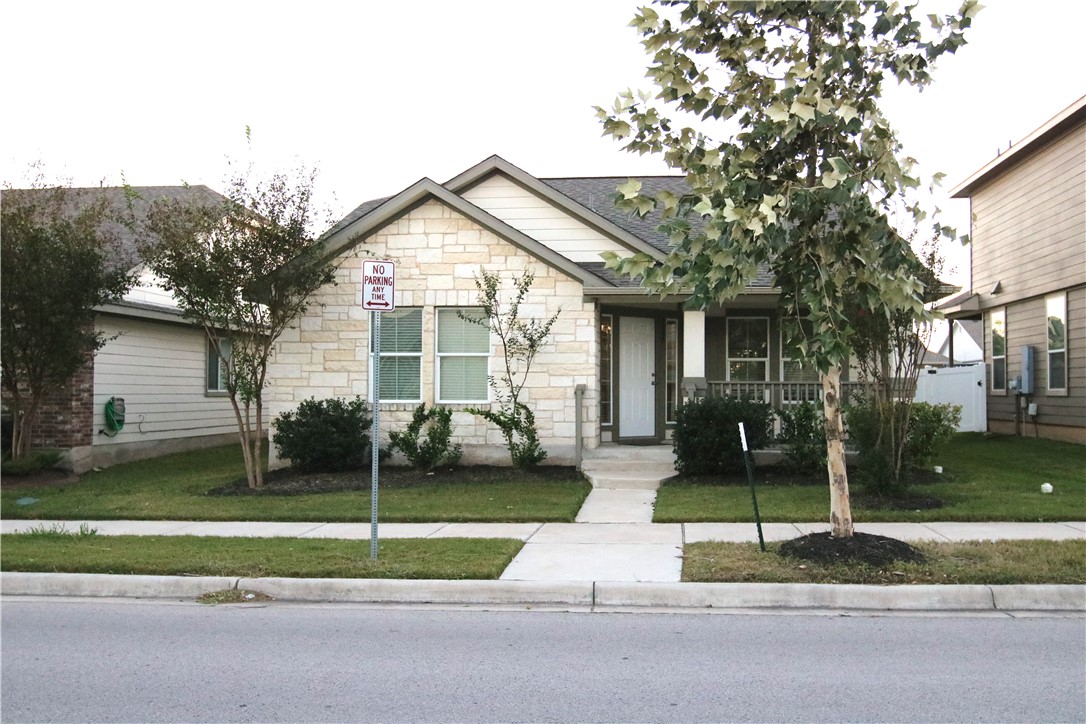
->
[779,531,927,566]
[206,465,582,496]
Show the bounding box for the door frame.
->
[604,308,682,443]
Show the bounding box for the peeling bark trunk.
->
[821,366,854,538]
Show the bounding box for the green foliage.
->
[776,402,826,475]
[18,522,98,537]
[673,396,774,475]
[461,268,559,468]
[139,152,338,487]
[845,401,961,495]
[1,449,62,476]
[467,403,547,469]
[1,182,136,458]
[388,404,462,471]
[272,397,385,473]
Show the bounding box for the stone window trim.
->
[1046,293,1068,396]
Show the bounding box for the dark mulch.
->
[779,532,927,567]
[0,469,80,490]
[207,465,583,496]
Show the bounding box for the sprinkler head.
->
[1041,483,1053,494]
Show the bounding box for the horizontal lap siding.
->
[462,175,630,262]
[971,123,1086,306]
[92,316,249,446]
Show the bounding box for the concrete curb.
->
[2,572,1083,612]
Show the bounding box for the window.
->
[727,317,769,381]
[374,308,422,402]
[665,319,679,423]
[1047,294,1067,392]
[780,322,820,403]
[600,314,613,425]
[206,338,231,393]
[990,309,1006,392]
[437,308,489,402]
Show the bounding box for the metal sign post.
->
[739,422,766,552]
[361,260,396,561]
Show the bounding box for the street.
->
[2,599,1083,723]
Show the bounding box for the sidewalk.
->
[2,518,1083,612]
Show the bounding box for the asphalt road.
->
[2,599,1083,723]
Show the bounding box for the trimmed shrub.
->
[776,401,826,474]
[272,397,386,473]
[388,404,462,471]
[673,395,774,475]
[845,400,961,495]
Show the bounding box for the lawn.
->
[0,531,522,580]
[0,445,591,523]
[683,539,1086,585]
[655,433,1086,523]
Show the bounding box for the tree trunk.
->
[11,398,40,460]
[821,366,854,538]
[252,394,264,488]
[228,394,259,489]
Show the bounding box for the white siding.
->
[92,317,247,446]
[461,175,631,262]
[123,268,178,308]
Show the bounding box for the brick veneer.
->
[1,357,94,450]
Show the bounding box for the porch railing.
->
[704,380,877,409]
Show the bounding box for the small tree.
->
[1,182,135,459]
[462,268,559,468]
[141,164,337,488]
[597,1,974,537]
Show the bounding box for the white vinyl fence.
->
[914,364,987,432]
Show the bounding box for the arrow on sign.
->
[368,300,391,308]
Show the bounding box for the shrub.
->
[673,395,773,475]
[388,404,462,471]
[845,400,961,495]
[467,402,547,469]
[776,401,826,474]
[1,449,62,476]
[272,397,386,473]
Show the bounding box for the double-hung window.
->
[207,338,231,393]
[990,309,1006,392]
[437,308,489,403]
[1046,294,1067,393]
[727,317,769,381]
[780,321,820,404]
[376,308,422,402]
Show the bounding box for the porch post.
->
[682,310,707,400]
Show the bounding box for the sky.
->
[3,0,1084,288]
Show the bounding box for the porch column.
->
[682,310,707,399]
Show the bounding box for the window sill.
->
[205,390,230,398]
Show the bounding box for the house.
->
[923,319,984,367]
[266,155,860,467]
[1,185,261,472]
[940,94,1085,443]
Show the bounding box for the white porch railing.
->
[705,380,875,409]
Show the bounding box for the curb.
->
[3,573,1084,612]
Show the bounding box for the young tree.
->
[598,1,974,537]
[1,184,135,459]
[140,166,337,488]
[462,268,560,468]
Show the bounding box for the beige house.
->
[267,156,839,466]
[941,94,1085,443]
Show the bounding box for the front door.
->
[619,316,655,437]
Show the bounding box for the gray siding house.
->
[941,94,1085,443]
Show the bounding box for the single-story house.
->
[2,185,264,472]
[267,155,866,466]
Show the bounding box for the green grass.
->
[0,445,590,523]
[0,534,523,580]
[683,539,1086,584]
[656,433,1086,522]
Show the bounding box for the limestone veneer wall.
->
[267,200,600,468]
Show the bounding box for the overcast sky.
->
[3,0,1084,286]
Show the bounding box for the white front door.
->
[619,316,655,437]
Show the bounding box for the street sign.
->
[361,260,396,311]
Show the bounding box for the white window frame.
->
[726,316,770,382]
[600,313,613,426]
[990,308,1006,393]
[1046,294,1067,394]
[206,338,231,395]
[436,308,490,404]
[370,307,423,403]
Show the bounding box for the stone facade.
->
[267,200,600,467]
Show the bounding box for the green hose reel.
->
[103,397,126,437]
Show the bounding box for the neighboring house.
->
[923,319,984,367]
[2,185,261,472]
[940,94,1085,443]
[266,155,862,467]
